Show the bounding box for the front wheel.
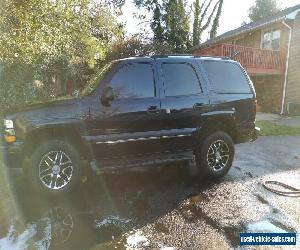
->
[27,140,83,195]
[195,131,234,179]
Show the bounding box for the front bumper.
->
[0,141,24,168]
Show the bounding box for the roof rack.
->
[150,54,231,60]
[151,54,194,58]
[197,55,231,60]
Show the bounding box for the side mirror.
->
[101,86,115,106]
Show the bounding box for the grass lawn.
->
[256,120,300,136]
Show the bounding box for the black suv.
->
[2,55,259,194]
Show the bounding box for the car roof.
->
[118,55,235,63]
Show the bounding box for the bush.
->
[0,63,47,114]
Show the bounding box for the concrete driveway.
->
[0,135,299,249]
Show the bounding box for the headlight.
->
[4,119,14,129]
[3,119,16,143]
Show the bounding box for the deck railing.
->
[194,43,286,73]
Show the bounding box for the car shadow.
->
[10,162,215,249]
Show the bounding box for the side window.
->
[203,61,251,94]
[109,63,155,98]
[162,63,202,97]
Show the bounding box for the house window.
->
[262,30,280,50]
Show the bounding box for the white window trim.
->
[260,29,281,51]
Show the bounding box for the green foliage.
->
[0,0,122,113]
[192,0,221,46]
[151,3,165,44]
[210,0,223,39]
[0,0,123,64]
[249,0,281,22]
[135,0,191,53]
[0,0,122,65]
[134,0,167,45]
[0,64,45,114]
[102,34,172,65]
[193,0,201,46]
[164,0,190,52]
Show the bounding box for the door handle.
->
[147,106,160,114]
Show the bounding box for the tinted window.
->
[110,63,155,98]
[203,61,251,93]
[81,62,115,96]
[162,63,201,97]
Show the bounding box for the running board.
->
[90,150,194,173]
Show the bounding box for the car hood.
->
[4,98,89,127]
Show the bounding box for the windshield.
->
[81,62,115,96]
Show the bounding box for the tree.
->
[134,0,166,45]
[151,2,165,44]
[249,0,281,22]
[134,0,191,53]
[104,35,151,63]
[193,0,201,46]
[0,0,122,97]
[164,0,190,52]
[192,0,221,46]
[210,0,224,39]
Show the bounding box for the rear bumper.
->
[235,123,260,144]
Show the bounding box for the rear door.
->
[157,58,210,152]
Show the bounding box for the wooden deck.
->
[193,43,286,75]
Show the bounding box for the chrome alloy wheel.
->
[38,151,74,190]
[206,139,230,172]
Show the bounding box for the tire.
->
[27,140,83,195]
[195,131,234,179]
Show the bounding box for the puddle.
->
[0,167,199,249]
[246,219,292,233]
[94,215,131,230]
[126,230,149,248]
[0,224,37,250]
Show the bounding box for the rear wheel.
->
[195,131,234,179]
[28,140,83,195]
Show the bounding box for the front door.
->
[157,58,210,152]
[92,60,161,159]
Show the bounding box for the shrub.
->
[0,63,47,114]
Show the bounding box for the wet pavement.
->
[0,135,299,249]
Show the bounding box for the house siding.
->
[222,23,289,53]
[252,75,284,113]
[223,30,262,49]
[286,12,300,110]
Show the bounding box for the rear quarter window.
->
[202,60,251,94]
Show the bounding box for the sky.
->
[118,0,300,41]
